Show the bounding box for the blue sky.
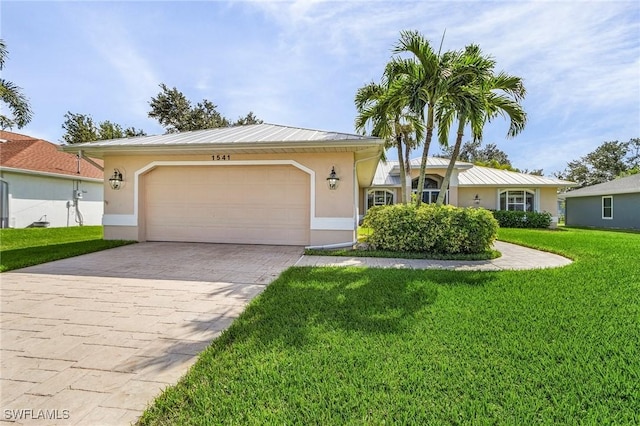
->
[2,1,639,175]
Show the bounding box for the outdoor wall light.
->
[327,166,340,190]
[109,168,124,190]
[474,194,481,205]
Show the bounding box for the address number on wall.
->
[212,154,231,160]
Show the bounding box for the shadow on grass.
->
[130,266,499,377]
[199,266,497,350]
[0,239,135,272]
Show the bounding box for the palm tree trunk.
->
[436,116,466,206]
[396,134,407,203]
[415,106,434,206]
[404,140,412,204]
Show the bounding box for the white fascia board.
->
[0,166,103,183]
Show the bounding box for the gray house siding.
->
[566,193,640,230]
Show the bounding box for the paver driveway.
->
[1,243,302,425]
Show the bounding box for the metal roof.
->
[562,174,640,197]
[66,123,377,148]
[458,165,574,187]
[371,158,574,188]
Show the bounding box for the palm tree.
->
[389,30,465,206]
[355,67,423,204]
[0,39,32,130]
[435,45,527,205]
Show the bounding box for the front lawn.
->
[0,226,134,272]
[139,228,639,425]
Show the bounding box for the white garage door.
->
[145,165,310,245]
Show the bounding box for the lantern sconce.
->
[109,168,124,190]
[327,166,340,190]
[473,194,481,206]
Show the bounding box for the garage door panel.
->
[145,166,310,245]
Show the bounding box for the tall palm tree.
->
[355,68,423,204]
[389,30,465,206]
[435,45,527,206]
[0,39,32,130]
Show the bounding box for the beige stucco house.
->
[63,124,383,248]
[363,158,574,226]
[63,123,573,247]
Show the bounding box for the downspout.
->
[304,153,381,250]
[77,150,104,172]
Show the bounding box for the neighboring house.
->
[364,158,574,226]
[0,130,104,228]
[63,124,383,247]
[563,174,640,230]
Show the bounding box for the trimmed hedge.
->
[491,210,552,228]
[362,204,498,254]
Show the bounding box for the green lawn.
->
[0,226,134,272]
[139,227,640,425]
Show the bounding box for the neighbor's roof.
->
[61,123,383,158]
[0,130,103,180]
[562,174,640,198]
[372,158,574,188]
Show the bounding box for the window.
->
[499,190,535,212]
[602,196,613,219]
[367,190,394,209]
[411,177,448,204]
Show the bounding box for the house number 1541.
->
[212,154,231,160]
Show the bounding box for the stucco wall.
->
[102,152,356,245]
[0,171,103,228]
[566,193,640,229]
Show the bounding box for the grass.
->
[0,226,134,272]
[139,227,640,425]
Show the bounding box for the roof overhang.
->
[0,166,103,183]
[61,139,383,158]
[458,183,575,188]
[563,188,639,198]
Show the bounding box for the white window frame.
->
[602,196,613,219]
[409,176,449,205]
[366,189,395,210]
[499,189,536,212]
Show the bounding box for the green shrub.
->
[362,204,498,254]
[491,210,552,228]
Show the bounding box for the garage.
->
[144,165,310,245]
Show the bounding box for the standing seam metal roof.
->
[68,123,378,148]
[371,159,574,187]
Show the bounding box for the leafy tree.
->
[626,137,640,169]
[435,45,526,205]
[439,140,518,170]
[148,84,262,133]
[61,112,146,144]
[0,39,33,130]
[556,139,638,187]
[519,168,544,176]
[234,111,263,126]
